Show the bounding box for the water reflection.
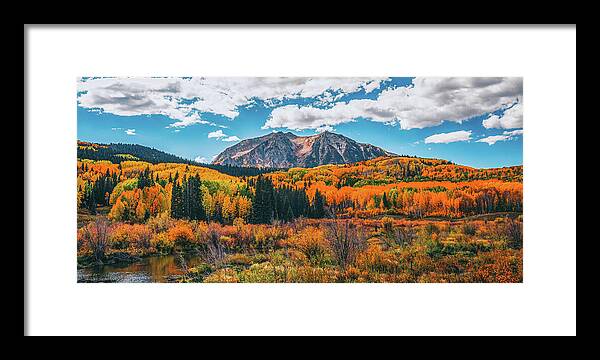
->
[77,254,205,283]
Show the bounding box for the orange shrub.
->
[194,222,223,245]
[284,226,330,266]
[167,222,194,248]
[129,224,152,250]
[109,224,132,249]
[203,268,239,283]
[150,232,173,254]
[109,223,152,250]
[252,224,290,251]
[225,253,253,266]
[356,245,400,273]
[464,249,523,283]
[147,212,171,233]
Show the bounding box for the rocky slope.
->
[212,131,394,168]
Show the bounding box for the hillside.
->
[78,141,190,164]
[77,141,279,177]
[266,156,523,188]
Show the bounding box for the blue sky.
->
[77,77,523,169]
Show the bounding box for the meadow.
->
[78,215,522,283]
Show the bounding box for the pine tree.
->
[171,181,183,219]
[182,175,190,218]
[251,175,274,224]
[382,192,390,209]
[310,189,326,218]
[86,182,96,214]
[284,196,294,222]
[189,174,205,220]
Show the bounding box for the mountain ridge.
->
[212,131,395,168]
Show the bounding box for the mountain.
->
[212,131,395,168]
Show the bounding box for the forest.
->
[77,141,280,177]
[77,149,523,283]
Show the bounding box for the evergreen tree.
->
[182,175,190,218]
[310,189,327,218]
[171,181,183,219]
[85,182,96,214]
[188,174,206,220]
[284,196,294,222]
[382,192,390,209]
[251,175,274,224]
[170,173,205,221]
[138,166,154,189]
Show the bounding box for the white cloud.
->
[265,104,358,131]
[208,130,226,139]
[125,129,136,136]
[264,77,522,131]
[477,128,523,145]
[194,156,207,163]
[363,80,383,93]
[79,77,522,133]
[168,117,212,128]
[208,130,240,142]
[111,127,122,131]
[77,77,389,128]
[504,129,524,136]
[424,130,472,144]
[315,125,334,133]
[482,102,523,129]
[477,135,509,145]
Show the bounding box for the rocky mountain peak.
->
[212,131,394,168]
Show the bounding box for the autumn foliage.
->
[77,152,523,283]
